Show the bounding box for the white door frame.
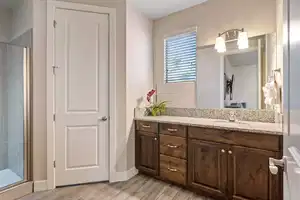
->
[46,1,117,189]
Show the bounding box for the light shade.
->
[215,36,226,53]
[238,31,249,49]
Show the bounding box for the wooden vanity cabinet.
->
[188,127,282,200]
[135,120,283,200]
[228,146,281,200]
[135,121,159,176]
[188,139,229,199]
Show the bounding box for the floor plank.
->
[19,175,213,200]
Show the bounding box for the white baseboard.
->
[109,167,138,183]
[126,167,138,179]
[34,180,48,192]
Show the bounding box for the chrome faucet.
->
[228,111,237,122]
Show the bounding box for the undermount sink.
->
[213,120,251,128]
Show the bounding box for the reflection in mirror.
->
[224,51,259,109]
[197,34,278,110]
[152,0,281,111]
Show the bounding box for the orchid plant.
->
[146,89,167,116]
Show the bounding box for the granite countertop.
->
[134,116,282,135]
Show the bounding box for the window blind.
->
[164,31,197,83]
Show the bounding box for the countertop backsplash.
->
[135,107,276,123]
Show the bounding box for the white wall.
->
[32,0,128,181]
[153,0,276,108]
[225,56,258,109]
[0,7,12,43]
[126,2,153,169]
[235,65,258,109]
[0,0,33,43]
[11,0,33,41]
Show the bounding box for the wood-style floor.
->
[20,175,213,200]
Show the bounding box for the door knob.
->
[269,157,286,175]
[100,116,108,121]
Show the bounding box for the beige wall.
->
[11,0,33,41]
[0,1,33,43]
[126,2,153,169]
[0,7,12,43]
[32,0,127,181]
[153,0,276,108]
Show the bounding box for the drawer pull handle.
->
[167,167,178,172]
[228,150,232,154]
[142,124,150,128]
[221,149,226,153]
[167,128,177,132]
[167,144,179,148]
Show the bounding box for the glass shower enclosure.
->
[0,42,31,195]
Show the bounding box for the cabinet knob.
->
[228,150,232,154]
[154,137,157,141]
[221,149,225,153]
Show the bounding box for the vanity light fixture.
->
[215,36,226,53]
[215,28,249,53]
[237,31,249,49]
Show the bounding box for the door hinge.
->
[52,66,59,75]
[53,20,57,28]
[53,161,56,168]
[53,114,56,121]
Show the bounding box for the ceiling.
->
[129,0,208,19]
[0,0,19,9]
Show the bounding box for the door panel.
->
[187,139,228,199]
[136,132,159,176]
[282,0,300,199]
[66,20,100,112]
[66,126,99,169]
[55,9,109,186]
[229,146,280,200]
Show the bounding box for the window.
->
[164,31,197,83]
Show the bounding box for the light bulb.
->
[215,36,226,53]
[238,31,249,49]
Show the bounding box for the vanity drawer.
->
[188,127,281,151]
[136,121,158,133]
[160,123,187,137]
[160,135,186,159]
[160,154,186,185]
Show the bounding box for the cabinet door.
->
[228,146,281,200]
[188,139,228,199]
[136,131,159,176]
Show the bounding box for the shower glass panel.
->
[0,42,30,190]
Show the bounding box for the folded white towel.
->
[263,81,277,106]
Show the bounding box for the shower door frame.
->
[0,46,33,199]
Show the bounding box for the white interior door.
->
[283,0,300,198]
[269,0,300,199]
[54,8,109,186]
